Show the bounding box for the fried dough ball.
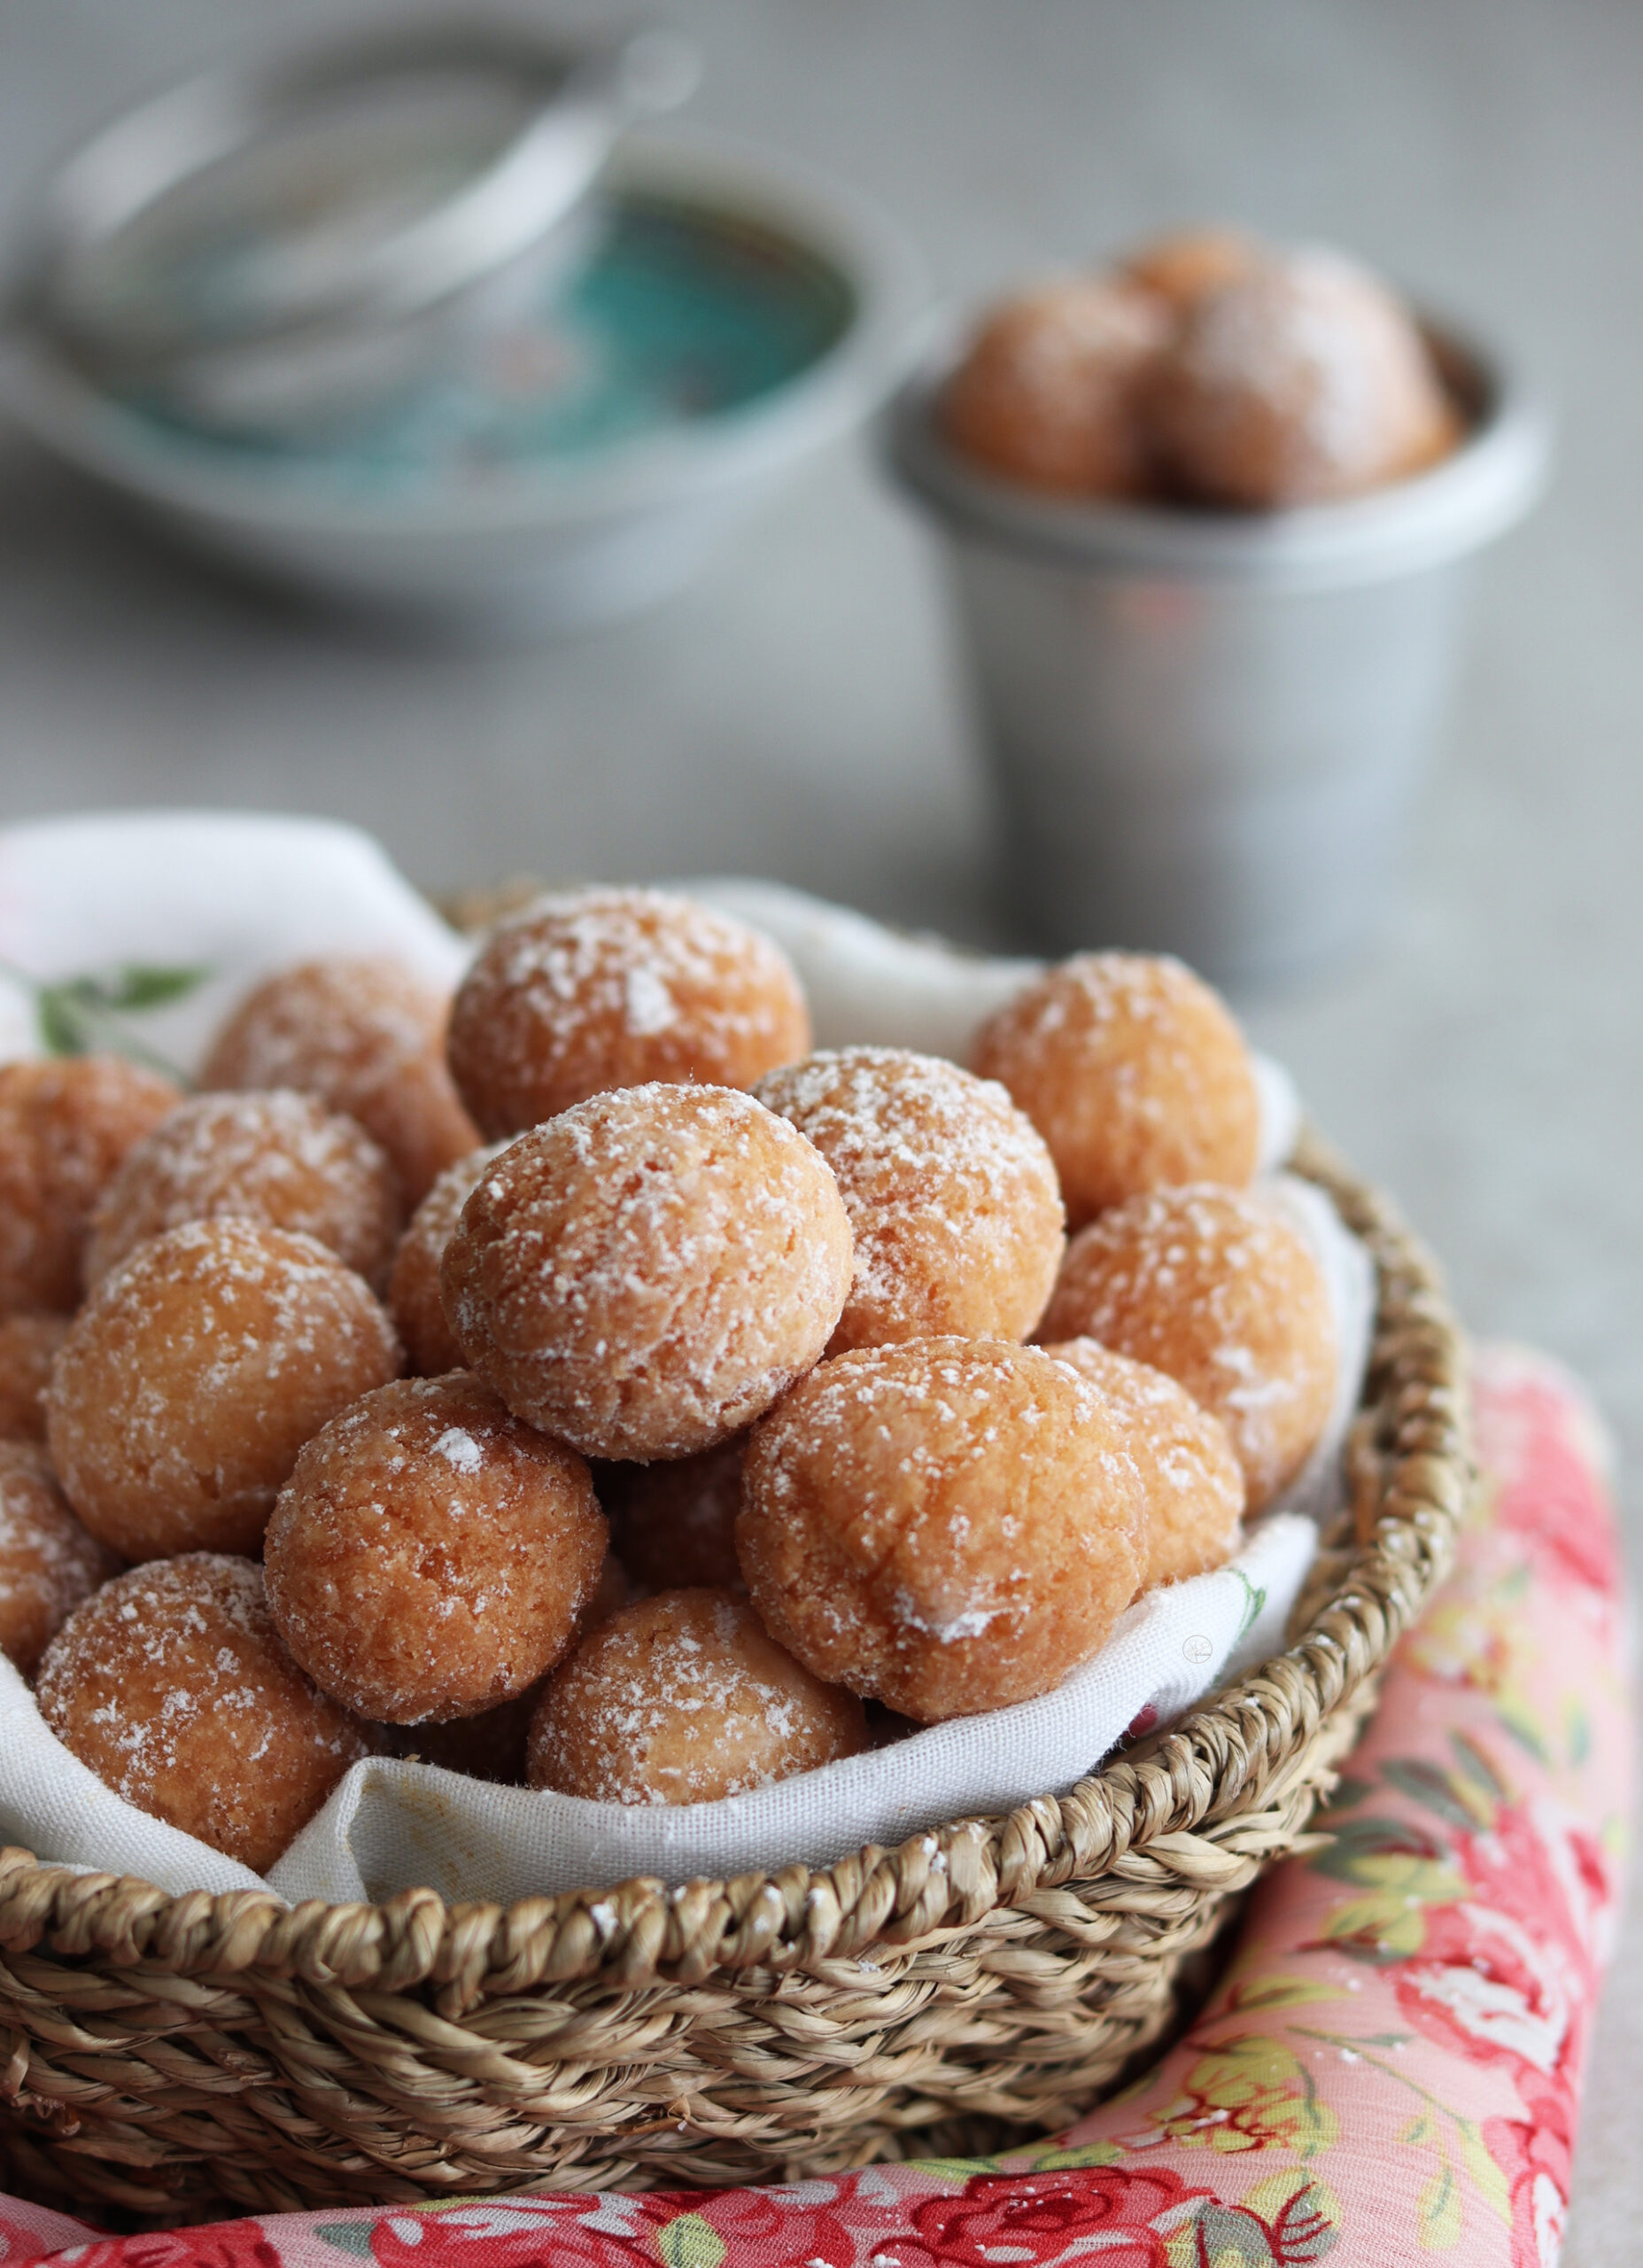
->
[972,952,1259,1229]
[601,1437,746,1592]
[1120,225,1262,312]
[202,957,479,1206]
[46,1220,401,1562]
[384,1554,632,1782]
[738,1339,1145,1723]
[753,1048,1065,1353]
[1040,1339,1244,1588]
[265,1371,606,1725]
[1038,1184,1336,1511]
[387,1140,508,1375]
[443,1084,853,1462]
[0,1443,120,1675]
[0,1314,69,1442]
[1145,248,1460,509]
[527,1587,869,1805]
[36,1554,368,1872]
[941,276,1169,497]
[84,1090,402,1293]
[0,1056,182,1314]
[446,888,811,1140]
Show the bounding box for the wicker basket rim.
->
[0,1129,1469,2007]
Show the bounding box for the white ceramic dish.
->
[0,129,926,632]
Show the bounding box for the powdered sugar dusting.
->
[434,1425,483,1473]
[86,1087,402,1291]
[755,1046,1064,1348]
[46,1218,403,1560]
[740,1338,1147,1721]
[446,887,811,1138]
[531,1588,864,1805]
[1040,1184,1337,1510]
[443,1084,853,1461]
[0,1442,117,1674]
[35,1551,366,1869]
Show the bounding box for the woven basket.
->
[0,1131,1469,2223]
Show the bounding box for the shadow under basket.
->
[0,1131,1469,2223]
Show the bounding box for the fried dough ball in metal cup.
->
[0,1314,69,1442]
[446,887,812,1141]
[84,1089,403,1293]
[442,1084,853,1462]
[36,1554,369,1873]
[1145,249,1461,509]
[202,956,479,1207]
[527,1587,869,1805]
[1039,1338,1244,1588]
[940,276,1169,498]
[0,1442,121,1675]
[1119,225,1264,314]
[1038,1184,1337,1512]
[45,1220,402,1562]
[972,952,1259,1229]
[738,1339,1146,1724]
[387,1140,509,1375]
[753,1047,1065,1352]
[0,1056,182,1314]
[265,1371,606,1726]
[600,1436,747,1592]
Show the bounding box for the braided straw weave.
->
[0,1132,1469,2224]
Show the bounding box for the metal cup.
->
[886,320,1549,989]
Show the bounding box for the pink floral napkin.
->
[0,1342,1628,2266]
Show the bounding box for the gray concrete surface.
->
[1,3,1639,2253]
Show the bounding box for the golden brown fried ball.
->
[527,1587,868,1805]
[446,888,811,1140]
[1038,1184,1336,1511]
[972,952,1259,1229]
[265,1371,606,1725]
[46,1219,401,1562]
[384,1554,632,1783]
[941,276,1169,497]
[202,957,479,1206]
[754,1048,1065,1351]
[36,1554,368,1871]
[0,1442,120,1675]
[0,1314,69,1442]
[442,1084,853,1462]
[0,1056,182,1314]
[386,1140,508,1375]
[1145,248,1461,509]
[601,1437,747,1592]
[1120,225,1263,312]
[1040,1338,1244,1587]
[738,1338,1145,1723]
[85,1089,402,1293]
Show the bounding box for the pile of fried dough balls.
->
[942,224,1461,509]
[0,889,1340,1869]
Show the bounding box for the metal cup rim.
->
[884,301,1552,591]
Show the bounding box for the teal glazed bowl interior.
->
[0,133,925,627]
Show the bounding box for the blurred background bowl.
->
[0,128,926,633]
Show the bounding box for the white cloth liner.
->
[0,818,1365,1907]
